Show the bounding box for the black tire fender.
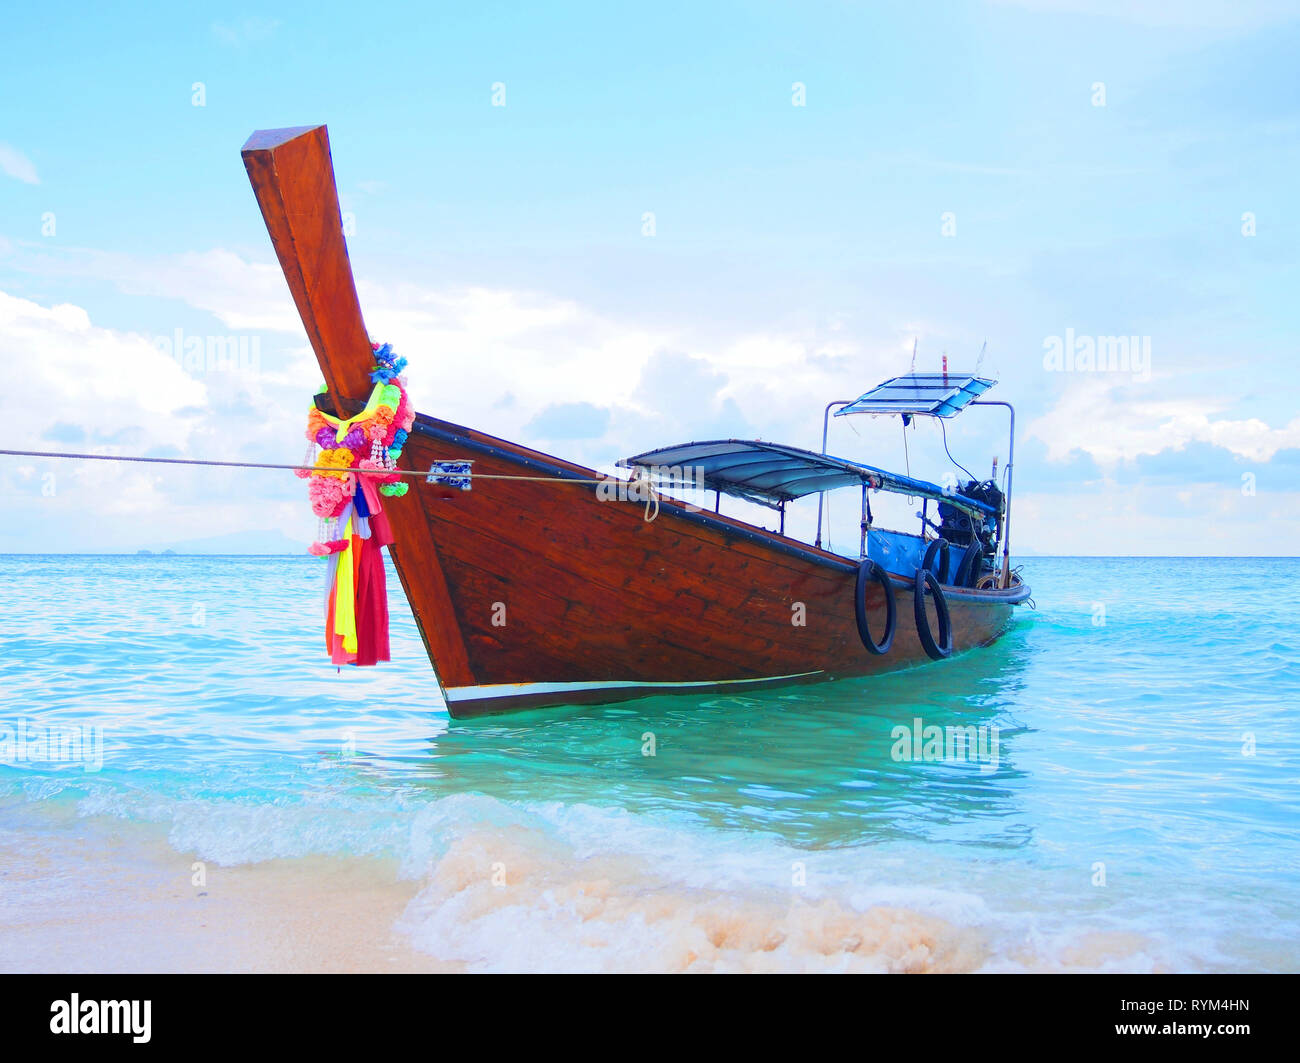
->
[921,538,950,584]
[954,540,982,588]
[854,558,896,655]
[913,567,954,660]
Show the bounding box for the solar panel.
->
[835,373,995,418]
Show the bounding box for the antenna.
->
[976,340,987,374]
[909,338,917,374]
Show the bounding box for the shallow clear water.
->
[1,555,1297,971]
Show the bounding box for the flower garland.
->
[296,342,415,554]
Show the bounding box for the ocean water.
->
[1,554,1297,972]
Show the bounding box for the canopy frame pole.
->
[815,400,854,548]
[859,481,871,559]
[971,400,1015,587]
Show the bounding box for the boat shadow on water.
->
[368,617,1038,849]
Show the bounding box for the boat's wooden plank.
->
[385,490,477,689]
[395,435,890,683]
[240,123,1020,713]
[433,537,788,680]
[241,125,374,409]
[411,414,859,571]
[410,463,846,629]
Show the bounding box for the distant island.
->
[132,530,309,556]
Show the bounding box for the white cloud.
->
[11,247,673,427]
[1014,482,1300,555]
[0,249,911,549]
[4,274,1296,556]
[352,281,669,438]
[0,290,215,534]
[1027,376,1300,465]
[3,244,303,333]
[0,290,206,448]
[35,246,679,440]
[5,245,938,462]
[0,142,39,185]
[108,249,305,333]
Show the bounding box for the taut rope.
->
[0,447,669,521]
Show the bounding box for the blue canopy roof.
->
[836,373,995,418]
[619,439,997,516]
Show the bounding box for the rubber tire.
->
[854,559,896,655]
[954,540,982,588]
[913,567,954,660]
[921,538,950,584]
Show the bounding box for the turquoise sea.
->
[1,554,1297,972]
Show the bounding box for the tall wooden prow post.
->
[241,123,478,693]
[241,125,374,414]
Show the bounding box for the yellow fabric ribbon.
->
[316,387,388,444]
[332,514,358,654]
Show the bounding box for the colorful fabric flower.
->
[300,342,413,545]
[314,447,356,479]
[309,475,353,517]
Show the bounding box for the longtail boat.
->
[242,125,1032,718]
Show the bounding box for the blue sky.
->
[2,0,1298,554]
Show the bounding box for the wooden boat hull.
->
[240,124,1030,719]
[383,413,1029,718]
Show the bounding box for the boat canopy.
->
[620,439,998,516]
[835,373,995,419]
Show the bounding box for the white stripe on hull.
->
[444,671,825,703]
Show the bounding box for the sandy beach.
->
[0,810,1193,974]
[0,822,458,973]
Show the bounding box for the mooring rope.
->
[0,447,671,520]
[0,447,597,482]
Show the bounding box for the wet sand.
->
[0,823,459,973]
